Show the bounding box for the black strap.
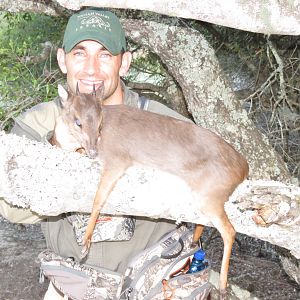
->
[160,237,184,259]
[138,96,149,111]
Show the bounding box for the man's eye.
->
[100,52,111,59]
[73,51,84,57]
[75,119,81,127]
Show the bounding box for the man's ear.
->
[119,51,132,77]
[57,48,67,74]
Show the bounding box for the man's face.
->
[57,40,131,104]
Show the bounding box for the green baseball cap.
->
[62,8,126,55]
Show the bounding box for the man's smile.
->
[79,80,104,93]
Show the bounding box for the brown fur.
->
[54,86,249,298]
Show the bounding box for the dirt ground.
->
[0,217,48,300]
[0,217,299,300]
[203,228,300,300]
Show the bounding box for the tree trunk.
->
[1,131,299,259]
[1,0,299,35]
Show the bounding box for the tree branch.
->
[1,131,299,259]
[0,0,60,15]
[1,1,299,35]
[57,0,300,35]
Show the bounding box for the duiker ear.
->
[57,84,69,106]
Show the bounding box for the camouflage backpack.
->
[39,225,212,300]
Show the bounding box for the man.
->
[0,7,191,298]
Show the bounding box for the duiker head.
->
[58,84,104,159]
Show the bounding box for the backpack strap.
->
[137,96,149,111]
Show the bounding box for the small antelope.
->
[54,84,249,298]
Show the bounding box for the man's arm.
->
[147,100,192,123]
[0,199,43,223]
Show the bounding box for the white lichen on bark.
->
[53,0,300,35]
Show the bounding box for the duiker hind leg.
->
[194,188,235,299]
[210,211,235,299]
[191,224,205,247]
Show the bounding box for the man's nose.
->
[85,56,99,75]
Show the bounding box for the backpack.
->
[120,225,211,300]
[39,225,212,300]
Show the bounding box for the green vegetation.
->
[0,12,65,130]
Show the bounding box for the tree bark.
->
[1,131,299,259]
[0,0,60,16]
[1,0,299,35]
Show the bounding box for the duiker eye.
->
[75,119,82,127]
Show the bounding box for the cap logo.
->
[77,12,111,32]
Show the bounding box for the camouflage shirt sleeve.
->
[10,97,61,141]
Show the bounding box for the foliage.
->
[0,12,66,131]
[244,37,300,179]
[126,43,165,85]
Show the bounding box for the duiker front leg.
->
[81,166,128,259]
